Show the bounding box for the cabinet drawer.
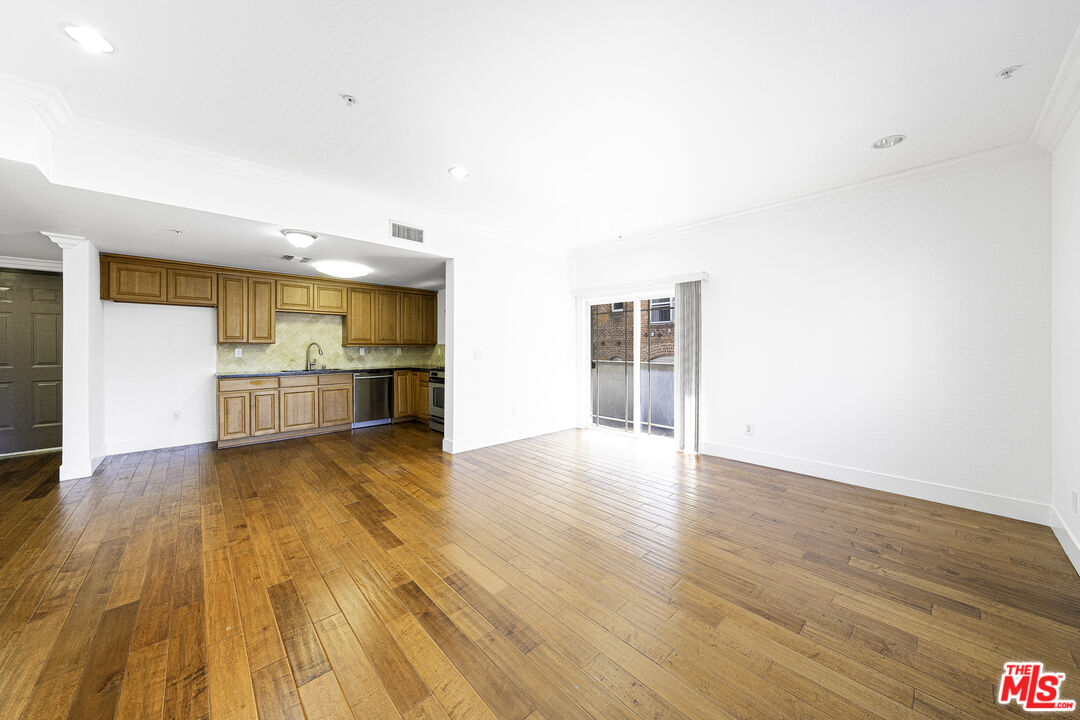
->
[280,376,318,388]
[318,373,352,385]
[218,377,279,392]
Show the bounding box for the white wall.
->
[574,146,1053,523]
[103,302,218,454]
[1051,112,1080,571]
[445,236,577,453]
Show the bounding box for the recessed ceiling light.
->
[340,94,357,107]
[998,65,1023,80]
[282,229,317,249]
[447,166,469,179]
[871,134,906,150]
[61,25,115,54]
[313,260,372,279]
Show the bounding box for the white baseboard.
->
[1050,505,1080,577]
[700,442,1051,526]
[0,447,60,459]
[105,436,216,455]
[445,423,576,455]
[58,453,103,481]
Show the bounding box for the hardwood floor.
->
[0,425,1078,719]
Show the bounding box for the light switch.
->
[234,348,242,357]
[358,348,365,355]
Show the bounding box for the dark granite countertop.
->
[217,366,443,379]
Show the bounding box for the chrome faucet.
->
[306,342,324,370]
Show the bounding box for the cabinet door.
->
[401,293,424,345]
[250,390,279,436]
[219,392,250,440]
[166,268,217,306]
[109,261,167,303]
[277,280,315,311]
[217,274,248,343]
[314,283,348,314]
[418,379,430,420]
[421,293,437,345]
[407,372,421,416]
[248,277,276,344]
[281,387,319,431]
[343,288,375,345]
[375,291,401,345]
[319,385,353,427]
[393,371,410,418]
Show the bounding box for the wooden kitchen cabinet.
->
[167,267,217,306]
[319,384,353,426]
[421,293,437,345]
[401,292,438,345]
[217,274,248,343]
[250,389,279,436]
[219,392,251,441]
[343,288,375,345]
[393,370,410,418]
[277,280,315,311]
[108,261,167,303]
[375,290,401,345]
[314,283,348,313]
[418,377,430,420]
[281,386,319,431]
[248,277,276,343]
[407,371,420,416]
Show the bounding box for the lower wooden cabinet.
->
[217,374,353,447]
[251,390,279,436]
[393,370,429,420]
[281,387,319,431]
[319,384,353,426]
[218,392,251,441]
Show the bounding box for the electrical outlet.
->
[744,423,754,436]
[171,411,181,422]
[234,348,242,358]
[395,348,402,355]
[357,348,365,355]
[1073,489,1078,514]
[512,405,518,417]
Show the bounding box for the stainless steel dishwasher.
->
[353,371,392,428]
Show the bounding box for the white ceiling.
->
[0,161,447,287]
[1,1,1079,247]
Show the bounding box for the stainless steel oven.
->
[428,370,445,433]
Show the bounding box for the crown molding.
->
[41,232,87,250]
[1033,23,1080,151]
[574,141,1046,256]
[0,73,73,131]
[0,255,62,272]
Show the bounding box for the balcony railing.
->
[590,360,674,436]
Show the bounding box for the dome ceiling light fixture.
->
[871,134,906,150]
[61,25,116,54]
[997,65,1023,80]
[282,229,317,249]
[313,260,373,279]
[447,166,470,179]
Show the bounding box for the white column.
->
[42,232,104,480]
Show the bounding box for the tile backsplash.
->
[217,312,444,373]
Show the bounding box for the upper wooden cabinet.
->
[248,278,276,343]
[277,280,314,311]
[314,284,348,314]
[375,290,401,345]
[108,261,167,303]
[343,288,375,345]
[217,274,248,343]
[400,292,437,346]
[167,268,217,306]
[101,254,437,345]
[421,293,437,345]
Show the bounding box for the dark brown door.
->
[0,270,63,454]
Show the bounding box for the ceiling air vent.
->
[390,220,424,243]
[279,254,312,263]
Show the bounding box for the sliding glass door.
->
[590,296,675,436]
